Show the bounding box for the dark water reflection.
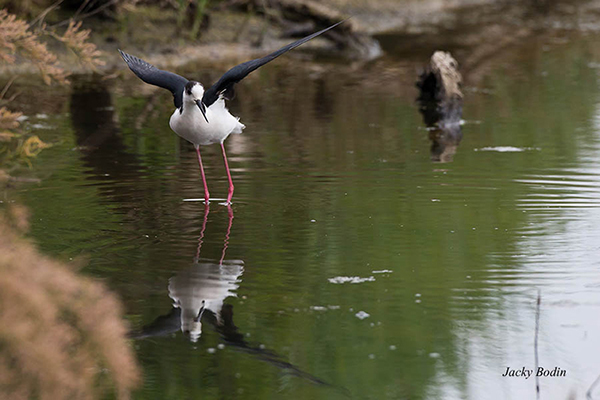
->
[7,29,600,399]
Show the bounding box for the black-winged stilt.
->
[119,21,344,205]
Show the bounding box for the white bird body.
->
[119,20,344,204]
[169,84,245,146]
[168,259,244,341]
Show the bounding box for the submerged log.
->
[224,0,382,60]
[417,51,463,163]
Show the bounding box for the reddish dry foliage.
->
[58,20,105,69]
[0,107,22,130]
[0,210,140,400]
[0,9,68,84]
[0,9,105,85]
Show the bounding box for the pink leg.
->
[219,205,234,265]
[195,146,210,204]
[221,143,234,204]
[194,204,210,262]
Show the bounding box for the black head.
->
[185,81,199,96]
[183,81,209,123]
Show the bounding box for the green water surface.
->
[5,29,600,400]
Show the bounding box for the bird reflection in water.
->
[131,207,338,389]
[169,205,242,342]
[132,205,242,342]
[417,51,464,163]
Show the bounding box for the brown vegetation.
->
[54,20,105,70]
[0,9,138,397]
[0,7,104,175]
[0,206,140,400]
[0,9,67,84]
[0,8,104,84]
[0,106,51,172]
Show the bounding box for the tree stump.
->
[417,51,463,163]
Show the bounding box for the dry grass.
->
[57,20,105,69]
[0,8,105,84]
[0,7,105,173]
[0,10,137,395]
[0,106,21,132]
[0,9,68,84]
[0,207,140,400]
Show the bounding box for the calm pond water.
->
[5,28,600,400]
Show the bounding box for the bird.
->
[119,20,345,205]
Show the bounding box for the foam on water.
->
[328,276,376,284]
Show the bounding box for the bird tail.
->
[232,120,245,134]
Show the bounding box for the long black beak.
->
[195,100,209,123]
[194,306,205,322]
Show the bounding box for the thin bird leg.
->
[219,205,233,265]
[194,204,210,262]
[195,146,210,204]
[221,143,234,204]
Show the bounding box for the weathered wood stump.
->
[417,51,463,163]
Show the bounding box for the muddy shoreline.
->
[4,0,600,78]
[3,0,600,110]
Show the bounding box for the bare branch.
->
[29,0,65,28]
[52,0,121,27]
[74,0,94,19]
[0,76,17,101]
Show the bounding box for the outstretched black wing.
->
[201,20,345,108]
[119,50,189,109]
